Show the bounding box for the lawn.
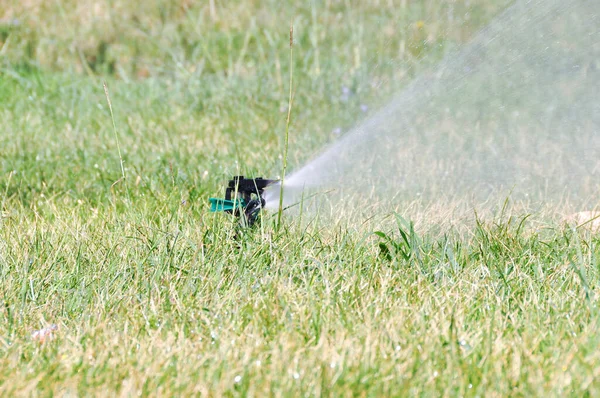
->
[1,0,599,396]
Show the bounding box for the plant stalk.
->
[277,22,294,230]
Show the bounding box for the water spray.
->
[265,0,600,215]
[211,0,599,226]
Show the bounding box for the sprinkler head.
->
[209,176,277,226]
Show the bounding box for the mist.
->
[264,0,600,218]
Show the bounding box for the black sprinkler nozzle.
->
[209,176,277,226]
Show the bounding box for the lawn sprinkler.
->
[209,176,277,226]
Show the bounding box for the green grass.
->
[2,0,600,395]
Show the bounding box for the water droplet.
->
[459,339,472,351]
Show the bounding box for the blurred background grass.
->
[2,0,505,77]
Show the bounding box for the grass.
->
[277,22,294,231]
[1,0,600,395]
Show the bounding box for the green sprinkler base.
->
[209,198,247,212]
